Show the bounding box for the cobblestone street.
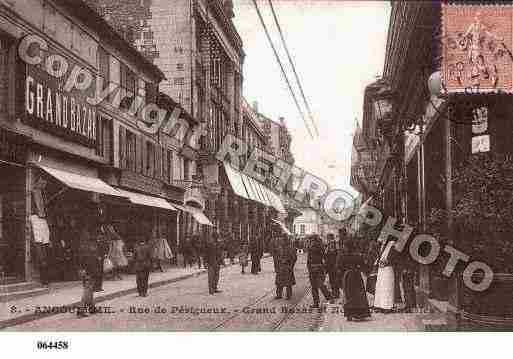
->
[4,256,327,331]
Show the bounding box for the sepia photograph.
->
[1,0,513,353]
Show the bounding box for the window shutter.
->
[119,126,126,169]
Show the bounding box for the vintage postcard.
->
[0,1,512,350]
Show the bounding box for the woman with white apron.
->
[373,239,396,313]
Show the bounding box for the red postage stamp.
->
[442,4,513,93]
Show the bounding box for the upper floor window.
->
[98,47,110,89]
[96,115,112,160]
[167,149,174,183]
[146,141,155,177]
[126,130,136,171]
[184,159,191,181]
[120,63,136,110]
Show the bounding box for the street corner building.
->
[0,0,299,302]
[351,1,513,331]
[0,0,214,296]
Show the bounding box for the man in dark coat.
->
[257,234,265,272]
[76,226,99,317]
[133,237,153,297]
[205,232,222,294]
[307,235,333,308]
[249,237,260,275]
[274,236,297,299]
[325,234,339,299]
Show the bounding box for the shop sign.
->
[0,128,27,165]
[18,45,97,147]
[442,5,513,93]
[119,170,162,196]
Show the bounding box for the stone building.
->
[0,0,191,296]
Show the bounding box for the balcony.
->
[172,179,206,209]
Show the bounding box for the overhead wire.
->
[268,0,319,137]
[251,0,314,139]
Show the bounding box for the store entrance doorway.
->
[0,164,26,283]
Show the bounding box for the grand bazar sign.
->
[17,36,97,147]
[442,4,513,94]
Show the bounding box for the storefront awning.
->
[223,162,250,199]
[116,189,176,211]
[37,164,124,197]
[223,161,286,213]
[175,204,214,226]
[272,219,292,235]
[267,189,287,214]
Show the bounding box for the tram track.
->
[212,270,315,331]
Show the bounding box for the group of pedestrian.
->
[301,233,371,320]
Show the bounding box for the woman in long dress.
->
[339,240,371,321]
[373,239,396,313]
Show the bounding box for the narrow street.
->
[4,256,324,331]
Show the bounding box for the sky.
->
[233,0,390,196]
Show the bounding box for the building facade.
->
[85,0,247,241]
[0,0,194,288]
[354,1,513,329]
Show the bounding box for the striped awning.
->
[223,162,286,213]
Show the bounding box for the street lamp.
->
[372,83,395,147]
[373,85,395,122]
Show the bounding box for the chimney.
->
[252,101,259,113]
[279,116,285,125]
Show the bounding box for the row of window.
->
[118,124,192,182]
[97,47,157,111]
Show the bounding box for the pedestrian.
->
[274,235,297,300]
[373,239,398,313]
[105,223,127,280]
[325,234,339,299]
[179,237,191,268]
[365,240,380,297]
[226,233,236,265]
[94,223,109,292]
[239,240,249,274]
[133,236,152,297]
[192,234,204,269]
[76,224,99,318]
[339,239,371,321]
[257,234,264,272]
[399,234,417,313]
[307,235,333,308]
[205,232,222,294]
[249,237,260,275]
